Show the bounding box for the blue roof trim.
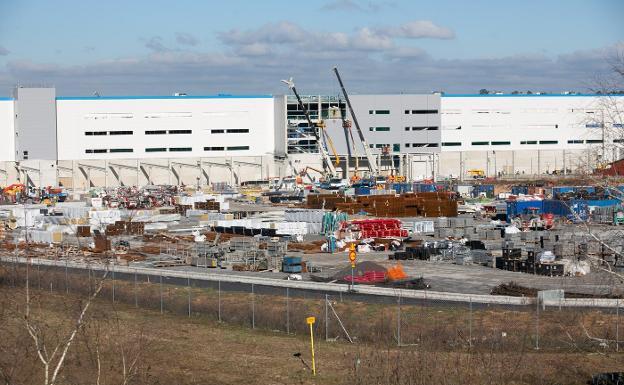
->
[0,97,13,101]
[57,94,273,100]
[442,93,623,98]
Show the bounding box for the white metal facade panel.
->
[0,100,15,161]
[56,97,275,160]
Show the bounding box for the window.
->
[226,129,249,134]
[404,110,410,114]
[146,148,166,152]
[370,127,390,132]
[227,146,249,151]
[411,109,438,114]
[472,141,489,146]
[168,129,192,134]
[85,132,93,136]
[204,147,225,151]
[539,140,558,145]
[405,143,410,148]
[393,144,400,152]
[586,139,603,144]
[169,147,192,152]
[520,140,538,145]
[491,141,511,145]
[211,129,225,134]
[442,142,461,147]
[405,127,410,131]
[369,110,390,115]
[411,143,438,148]
[109,148,133,153]
[85,131,107,136]
[85,149,107,154]
[586,123,603,128]
[145,130,166,135]
[614,139,624,143]
[567,140,584,144]
[614,123,623,128]
[109,131,133,135]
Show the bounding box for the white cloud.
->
[144,36,169,52]
[0,45,9,56]
[379,20,455,40]
[219,21,307,46]
[175,32,199,47]
[320,0,396,12]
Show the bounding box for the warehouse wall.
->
[0,99,15,162]
[348,94,441,155]
[440,94,624,155]
[56,95,275,160]
[14,87,57,160]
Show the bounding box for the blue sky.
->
[0,0,622,95]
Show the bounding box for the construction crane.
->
[281,78,337,178]
[334,101,361,182]
[333,67,379,176]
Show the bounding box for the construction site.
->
[2,70,624,385]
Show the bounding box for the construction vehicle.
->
[333,67,379,178]
[511,208,555,231]
[467,169,486,179]
[281,78,337,179]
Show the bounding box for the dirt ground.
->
[2,280,624,385]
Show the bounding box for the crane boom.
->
[332,67,378,175]
[282,78,337,177]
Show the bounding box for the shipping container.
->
[506,200,544,221]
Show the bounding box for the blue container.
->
[354,187,371,195]
[390,183,412,194]
[506,200,544,222]
[511,186,529,195]
[413,183,436,193]
[283,256,302,265]
[472,184,495,198]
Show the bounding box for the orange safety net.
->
[386,264,408,281]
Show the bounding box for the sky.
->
[0,0,622,96]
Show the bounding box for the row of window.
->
[404,126,439,131]
[210,129,249,134]
[437,139,622,147]
[145,130,192,135]
[85,131,133,136]
[85,129,252,136]
[85,148,133,154]
[367,109,439,115]
[85,146,252,154]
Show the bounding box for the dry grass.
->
[2,264,624,384]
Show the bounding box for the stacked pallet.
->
[194,199,220,211]
[307,192,458,218]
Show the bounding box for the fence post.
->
[286,287,290,334]
[37,260,40,290]
[397,291,402,347]
[134,269,138,308]
[218,280,222,323]
[160,273,163,314]
[469,297,473,348]
[65,260,69,294]
[112,263,115,303]
[187,275,191,318]
[535,297,540,350]
[325,294,329,341]
[251,283,255,329]
[617,299,620,353]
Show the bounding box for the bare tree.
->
[24,262,109,385]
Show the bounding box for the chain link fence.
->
[1,257,622,355]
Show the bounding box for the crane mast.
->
[332,67,379,176]
[282,78,337,178]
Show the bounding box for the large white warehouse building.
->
[0,86,622,187]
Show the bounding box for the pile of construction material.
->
[306,192,458,217]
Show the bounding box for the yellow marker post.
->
[306,316,316,376]
[348,243,357,291]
